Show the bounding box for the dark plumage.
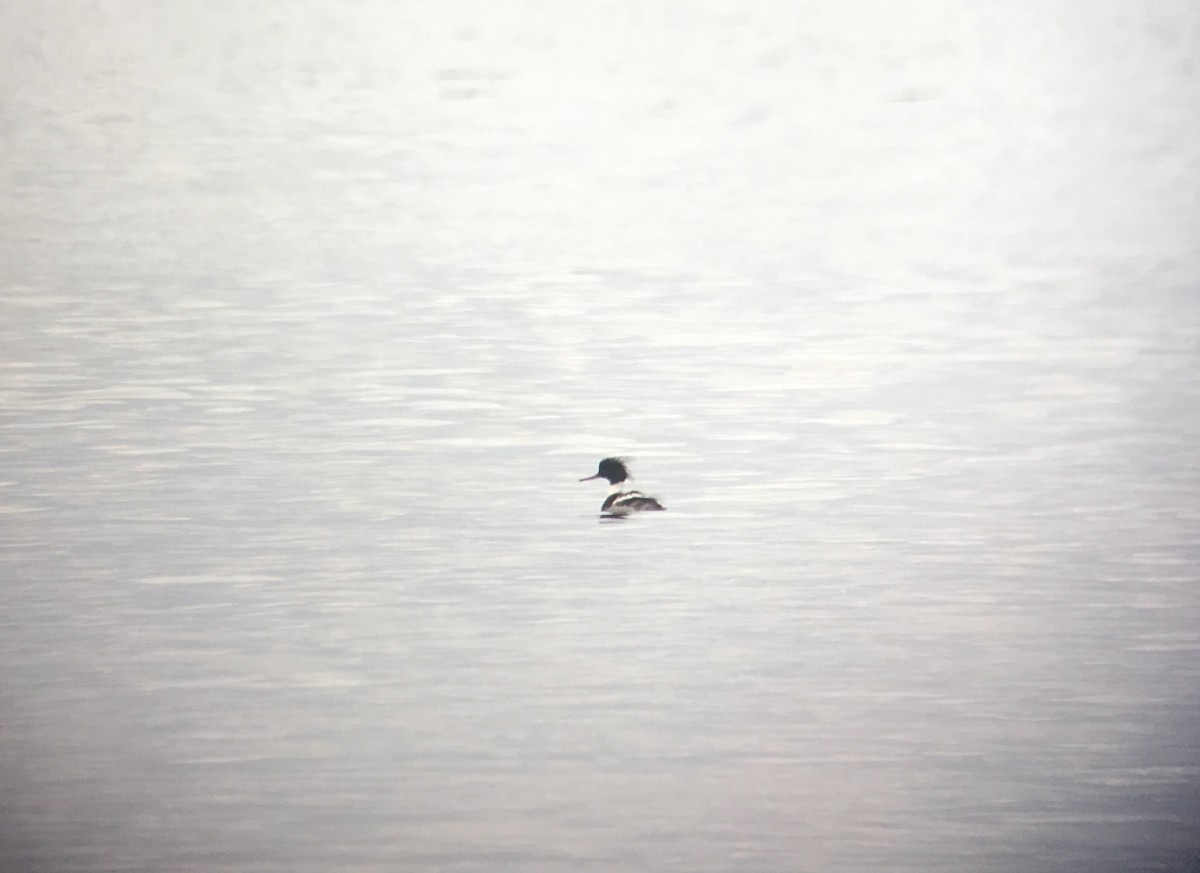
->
[579,457,665,515]
[583,457,631,485]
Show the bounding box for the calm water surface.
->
[2,2,1199,871]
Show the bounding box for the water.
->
[3,2,1199,871]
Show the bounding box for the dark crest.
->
[581,456,631,485]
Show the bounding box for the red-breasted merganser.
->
[579,457,665,515]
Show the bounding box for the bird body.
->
[580,457,665,515]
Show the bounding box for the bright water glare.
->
[2,2,1199,871]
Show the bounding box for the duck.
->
[579,457,666,515]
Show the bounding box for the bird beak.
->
[579,474,602,482]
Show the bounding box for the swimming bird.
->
[579,457,665,515]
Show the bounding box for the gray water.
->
[3,2,1199,871]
